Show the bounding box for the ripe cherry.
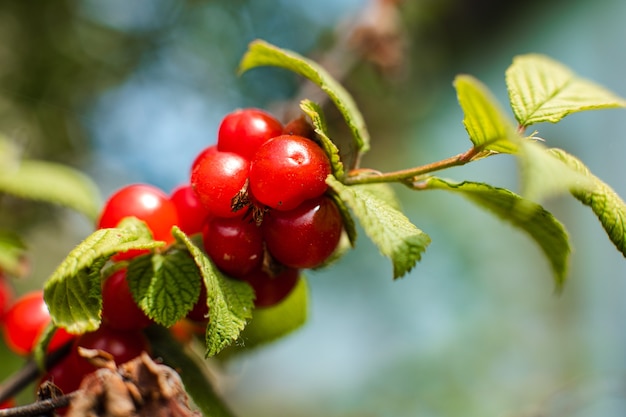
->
[186,283,209,322]
[97,184,179,259]
[263,196,343,269]
[202,216,264,278]
[217,108,283,160]
[101,269,153,331]
[248,135,331,211]
[0,272,13,321]
[191,150,250,218]
[190,145,219,175]
[2,290,74,356]
[241,267,299,308]
[170,183,211,235]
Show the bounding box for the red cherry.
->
[202,216,264,278]
[97,184,179,260]
[217,108,283,160]
[2,291,74,356]
[170,184,211,235]
[263,196,343,269]
[0,272,13,321]
[191,150,250,218]
[241,267,299,308]
[248,135,331,211]
[101,269,153,331]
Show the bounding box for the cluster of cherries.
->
[0,108,344,405]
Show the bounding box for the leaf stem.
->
[344,147,480,186]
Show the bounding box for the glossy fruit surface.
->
[97,184,179,259]
[170,183,211,235]
[263,196,343,269]
[248,135,331,211]
[101,269,153,331]
[202,216,264,278]
[241,267,299,308]
[191,150,250,218]
[2,290,74,356]
[217,108,283,160]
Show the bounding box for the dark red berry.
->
[263,196,343,269]
[248,135,331,211]
[202,216,264,278]
[241,267,299,308]
[101,269,153,331]
[217,108,283,160]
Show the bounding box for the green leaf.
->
[0,159,101,221]
[239,39,370,156]
[146,326,237,417]
[422,177,570,290]
[327,176,430,279]
[454,74,520,154]
[549,148,626,258]
[299,99,345,179]
[173,228,254,357]
[0,230,28,277]
[238,275,308,350]
[44,218,163,334]
[506,54,626,127]
[126,250,201,327]
[518,139,593,203]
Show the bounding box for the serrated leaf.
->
[0,159,101,220]
[506,54,626,127]
[549,148,626,258]
[454,75,520,154]
[327,176,430,279]
[239,39,370,156]
[518,139,593,202]
[127,250,201,327]
[44,218,163,334]
[238,275,308,350]
[0,230,28,277]
[299,99,345,179]
[422,177,570,290]
[173,228,254,357]
[146,326,237,417]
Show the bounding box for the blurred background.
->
[1,0,626,416]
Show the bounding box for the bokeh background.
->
[1,0,626,416]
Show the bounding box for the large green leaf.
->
[126,250,201,327]
[422,177,570,290]
[506,54,626,127]
[0,159,101,221]
[327,176,430,279]
[239,39,370,156]
[454,74,520,155]
[174,228,254,357]
[549,148,626,258]
[44,218,163,334]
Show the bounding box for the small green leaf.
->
[44,218,163,334]
[239,39,370,156]
[506,54,626,127]
[422,177,570,290]
[238,275,308,350]
[0,230,28,277]
[299,99,345,179]
[146,326,237,417]
[174,228,254,357]
[327,176,430,279]
[454,75,520,154]
[518,139,593,203]
[0,159,101,221]
[549,148,626,258]
[126,250,201,327]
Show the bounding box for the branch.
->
[0,391,78,417]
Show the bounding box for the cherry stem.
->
[0,342,72,406]
[0,391,77,417]
[344,147,481,186]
